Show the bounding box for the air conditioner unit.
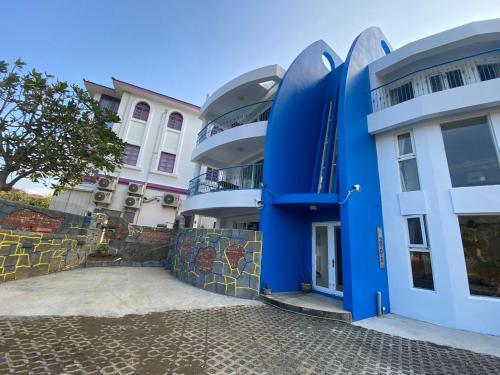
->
[127,182,145,196]
[162,193,180,207]
[93,190,113,204]
[97,176,117,191]
[124,196,142,209]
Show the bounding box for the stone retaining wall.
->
[0,229,92,283]
[167,228,263,299]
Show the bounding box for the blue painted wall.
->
[260,40,343,293]
[336,28,391,320]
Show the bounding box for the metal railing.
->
[370,49,500,112]
[188,164,263,197]
[197,101,273,145]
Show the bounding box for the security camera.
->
[255,198,264,209]
[352,184,361,192]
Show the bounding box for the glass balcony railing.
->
[197,101,273,145]
[370,49,500,113]
[188,164,263,197]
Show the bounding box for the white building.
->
[368,19,500,334]
[51,78,205,227]
[181,65,285,229]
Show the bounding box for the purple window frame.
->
[123,144,140,166]
[133,102,150,121]
[167,112,183,131]
[206,167,219,182]
[158,152,176,173]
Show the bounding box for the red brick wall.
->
[136,228,171,243]
[0,209,63,233]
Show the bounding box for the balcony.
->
[188,164,263,197]
[370,49,500,113]
[197,101,272,145]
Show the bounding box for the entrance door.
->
[312,222,343,296]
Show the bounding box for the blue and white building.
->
[182,19,500,335]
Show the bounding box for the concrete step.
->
[261,291,352,323]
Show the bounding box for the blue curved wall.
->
[260,31,392,321]
[337,28,392,319]
[260,41,343,293]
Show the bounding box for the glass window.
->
[477,63,500,81]
[396,132,421,192]
[206,167,219,182]
[410,252,435,290]
[132,102,150,121]
[397,133,414,156]
[441,117,500,187]
[429,74,444,93]
[445,69,464,89]
[407,217,424,246]
[459,216,500,298]
[99,94,121,114]
[167,112,183,131]
[399,158,420,191]
[158,152,176,173]
[123,144,140,166]
[389,81,414,106]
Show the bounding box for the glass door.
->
[312,222,342,296]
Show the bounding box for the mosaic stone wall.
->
[0,230,92,283]
[167,228,262,299]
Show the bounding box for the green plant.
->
[0,189,52,208]
[0,59,124,193]
[96,244,109,255]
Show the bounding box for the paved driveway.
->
[0,268,499,374]
[0,267,261,317]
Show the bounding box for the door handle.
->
[331,259,335,268]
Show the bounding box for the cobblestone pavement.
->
[0,305,499,375]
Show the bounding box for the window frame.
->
[132,101,151,122]
[123,143,141,167]
[395,130,421,192]
[167,112,184,132]
[157,152,176,174]
[389,80,415,106]
[445,69,464,89]
[405,214,429,249]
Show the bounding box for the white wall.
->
[376,107,500,335]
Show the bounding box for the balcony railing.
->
[188,164,263,197]
[370,49,500,112]
[197,101,273,145]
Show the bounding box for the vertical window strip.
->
[123,144,140,166]
[158,152,176,173]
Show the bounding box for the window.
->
[206,167,219,182]
[123,143,140,166]
[99,94,121,114]
[158,152,176,173]
[167,112,183,131]
[396,132,421,191]
[445,69,464,89]
[477,63,500,81]
[132,102,150,121]
[458,215,500,298]
[406,215,434,290]
[441,117,500,187]
[389,81,414,105]
[429,74,444,93]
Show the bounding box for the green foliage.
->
[0,59,124,193]
[0,190,52,208]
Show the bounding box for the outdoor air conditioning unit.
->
[127,182,145,196]
[97,176,117,191]
[124,196,142,209]
[162,193,180,207]
[93,190,113,204]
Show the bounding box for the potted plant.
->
[262,283,272,295]
[300,273,312,293]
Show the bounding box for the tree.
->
[0,59,124,193]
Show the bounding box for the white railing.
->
[370,49,500,112]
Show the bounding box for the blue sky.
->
[3,0,500,194]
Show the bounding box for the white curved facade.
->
[371,19,500,334]
[182,65,284,229]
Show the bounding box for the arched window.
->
[132,102,150,121]
[167,112,183,131]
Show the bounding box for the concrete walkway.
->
[0,267,261,317]
[354,313,500,358]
